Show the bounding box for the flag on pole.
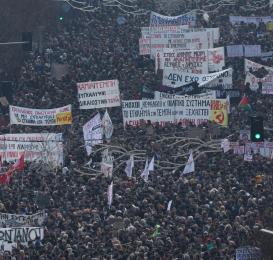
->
[12,154,25,171]
[239,95,251,111]
[125,155,134,178]
[101,110,113,142]
[107,181,113,208]
[182,152,195,175]
[148,156,154,171]
[167,200,172,212]
[221,139,230,153]
[141,158,149,182]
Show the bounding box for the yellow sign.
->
[56,111,72,125]
[266,22,273,31]
[209,100,228,127]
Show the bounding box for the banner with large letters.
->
[77,80,120,109]
[122,98,212,127]
[154,91,217,100]
[244,59,273,73]
[0,227,44,245]
[150,11,196,27]
[163,68,233,89]
[9,105,72,126]
[141,25,190,36]
[0,211,46,227]
[0,133,63,165]
[155,47,224,73]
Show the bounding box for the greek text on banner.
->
[9,105,72,126]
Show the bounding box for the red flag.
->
[12,154,25,171]
[0,170,12,185]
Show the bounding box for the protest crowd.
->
[1,0,273,259]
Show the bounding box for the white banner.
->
[9,105,72,126]
[77,80,120,109]
[101,149,114,178]
[83,113,102,156]
[142,28,219,43]
[141,25,189,36]
[154,91,216,100]
[0,211,46,227]
[150,11,196,27]
[122,98,212,127]
[245,72,273,94]
[0,227,44,244]
[155,47,224,73]
[0,133,63,165]
[244,45,261,57]
[230,15,273,25]
[244,59,273,73]
[163,68,233,89]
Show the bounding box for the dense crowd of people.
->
[0,0,273,259]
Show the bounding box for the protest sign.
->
[155,47,224,73]
[244,59,273,73]
[236,246,261,260]
[150,11,196,27]
[0,211,46,227]
[209,99,228,127]
[77,80,120,109]
[139,38,150,55]
[0,227,44,244]
[163,68,232,89]
[122,98,212,127]
[101,110,113,142]
[83,113,103,156]
[9,105,72,126]
[149,31,213,57]
[230,15,273,25]
[141,25,190,37]
[245,72,273,94]
[154,90,216,100]
[0,133,63,165]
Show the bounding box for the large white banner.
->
[0,133,63,165]
[163,68,233,89]
[9,105,72,126]
[122,98,211,127]
[150,11,196,27]
[83,113,103,156]
[0,211,46,227]
[141,25,189,36]
[0,227,44,245]
[154,91,217,100]
[155,47,224,73]
[142,28,220,44]
[77,80,120,109]
[245,72,273,94]
[244,59,273,73]
[230,15,273,25]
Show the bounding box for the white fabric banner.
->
[150,11,196,27]
[146,31,213,57]
[139,38,151,55]
[154,91,217,100]
[9,105,72,126]
[107,182,113,208]
[125,155,134,178]
[77,80,120,109]
[244,59,273,73]
[101,149,114,178]
[226,45,244,57]
[245,72,273,94]
[155,47,224,73]
[163,68,233,89]
[0,227,44,244]
[244,45,261,57]
[230,15,273,25]
[83,113,103,156]
[122,98,211,127]
[0,133,63,165]
[0,211,46,227]
[141,25,189,37]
